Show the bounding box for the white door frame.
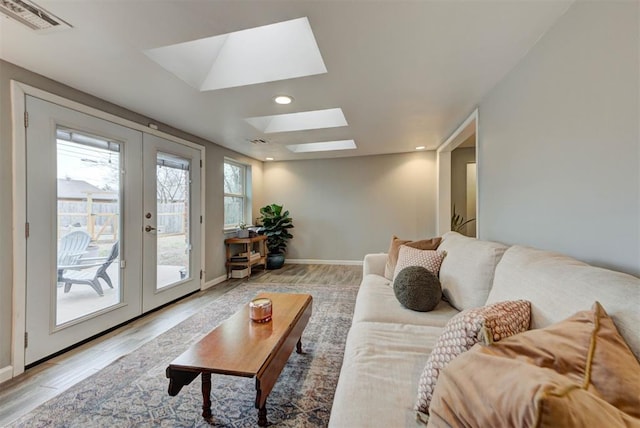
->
[10,80,206,378]
[436,109,478,236]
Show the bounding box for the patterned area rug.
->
[11,281,359,427]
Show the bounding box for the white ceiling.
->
[0,1,572,161]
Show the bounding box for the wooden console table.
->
[224,235,268,279]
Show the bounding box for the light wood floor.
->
[0,264,361,426]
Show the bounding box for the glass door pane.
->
[56,129,122,325]
[156,152,191,289]
[25,95,143,365]
[141,133,201,313]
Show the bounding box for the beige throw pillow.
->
[384,235,441,280]
[415,300,531,415]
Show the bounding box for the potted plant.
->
[451,204,475,235]
[258,203,294,269]
[237,222,249,238]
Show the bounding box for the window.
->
[224,159,249,229]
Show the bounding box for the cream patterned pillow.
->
[415,300,531,415]
[392,246,446,281]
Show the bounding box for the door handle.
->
[145,225,156,232]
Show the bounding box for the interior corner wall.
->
[0,59,263,370]
[262,151,437,262]
[477,1,640,276]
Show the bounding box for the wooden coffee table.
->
[166,292,313,426]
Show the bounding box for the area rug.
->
[10,281,359,427]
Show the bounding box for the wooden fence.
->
[58,200,188,241]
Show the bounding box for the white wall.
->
[262,151,438,262]
[0,59,263,369]
[478,1,639,276]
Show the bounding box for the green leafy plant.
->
[451,204,475,233]
[238,222,248,230]
[258,203,294,254]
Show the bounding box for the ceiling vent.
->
[250,139,269,145]
[0,0,71,32]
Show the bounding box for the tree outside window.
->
[224,160,248,228]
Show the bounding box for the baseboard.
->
[202,274,227,290]
[0,365,13,383]
[286,259,363,266]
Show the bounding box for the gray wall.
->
[262,151,438,261]
[0,60,263,369]
[478,1,639,276]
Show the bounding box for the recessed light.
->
[416,146,426,150]
[266,157,274,161]
[273,95,293,105]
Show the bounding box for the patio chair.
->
[57,231,92,284]
[60,242,119,296]
[57,230,91,267]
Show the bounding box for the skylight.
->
[287,140,357,153]
[245,108,348,133]
[144,17,327,91]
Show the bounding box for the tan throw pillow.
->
[428,347,640,428]
[471,301,640,417]
[428,301,640,426]
[392,246,446,281]
[415,300,531,415]
[384,235,441,280]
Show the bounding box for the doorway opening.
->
[436,109,478,237]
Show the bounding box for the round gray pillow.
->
[393,266,442,312]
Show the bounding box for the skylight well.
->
[287,140,357,153]
[245,108,348,134]
[144,17,327,91]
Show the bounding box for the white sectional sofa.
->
[328,232,640,427]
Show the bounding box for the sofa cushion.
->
[428,346,640,428]
[428,301,640,426]
[329,322,443,428]
[487,245,640,360]
[415,300,531,414]
[437,231,507,311]
[393,246,446,281]
[384,235,442,280]
[353,274,459,327]
[394,266,442,312]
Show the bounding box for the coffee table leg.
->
[296,338,302,354]
[201,372,212,420]
[258,405,268,427]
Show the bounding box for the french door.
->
[142,133,201,312]
[24,96,202,365]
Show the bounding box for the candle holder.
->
[249,297,272,323]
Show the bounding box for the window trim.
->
[223,158,251,230]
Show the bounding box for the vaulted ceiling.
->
[0,0,573,161]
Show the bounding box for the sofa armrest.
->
[363,253,388,277]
